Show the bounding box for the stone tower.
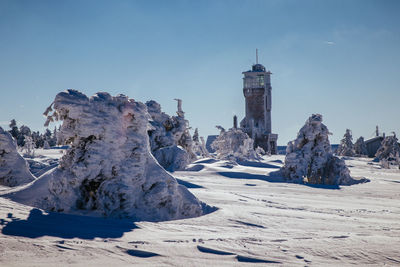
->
[240,55,278,154]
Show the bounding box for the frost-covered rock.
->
[8,90,203,221]
[336,129,355,157]
[354,136,368,156]
[280,114,357,185]
[146,99,196,171]
[0,127,35,187]
[375,134,400,168]
[211,127,259,161]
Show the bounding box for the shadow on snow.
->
[217,171,342,190]
[1,208,138,239]
[236,160,281,169]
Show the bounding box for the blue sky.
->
[0,0,399,145]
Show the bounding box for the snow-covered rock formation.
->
[8,90,203,221]
[375,134,400,168]
[0,127,36,187]
[146,99,196,171]
[336,129,355,157]
[280,114,358,185]
[354,136,368,156]
[211,126,259,161]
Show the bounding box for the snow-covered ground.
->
[0,150,399,266]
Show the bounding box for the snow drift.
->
[280,114,362,185]
[7,90,203,221]
[0,127,36,186]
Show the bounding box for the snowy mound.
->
[0,127,36,186]
[146,99,196,171]
[211,127,259,161]
[375,134,400,168]
[7,90,203,221]
[281,114,360,185]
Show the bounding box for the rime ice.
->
[211,126,259,161]
[354,136,368,156]
[0,127,36,186]
[280,114,359,185]
[9,90,203,221]
[375,134,400,168]
[336,129,355,156]
[146,99,196,171]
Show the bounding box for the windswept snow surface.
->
[1,150,400,266]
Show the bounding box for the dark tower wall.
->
[240,63,278,154]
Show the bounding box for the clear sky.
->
[0,0,399,145]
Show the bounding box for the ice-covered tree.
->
[354,136,368,156]
[280,114,357,185]
[192,128,209,158]
[22,135,35,157]
[43,140,50,149]
[0,127,35,186]
[211,126,259,161]
[193,128,199,142]
[8,119,19,140]
[336,129,355,156]
[375,133,400,168]
[9,90,203,221]
[146,99,196,171]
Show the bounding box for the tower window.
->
[257,75,265,86]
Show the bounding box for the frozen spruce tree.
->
[22,135,35,157]
[8,90,203,221]
[354,136,368,156]
[0,127,35,186]
[336,129,355,156]
[146,99,196,171]
[192,128,209,158]
[211,126,259,161]
[375,133,400,168]
[280,114,358,185]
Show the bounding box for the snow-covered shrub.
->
[9,90,203,221]
[375,134,400,169]
[0,127,35,187]
[146,99,196,171]
[211,126,259,161]
[354,136,368,156]
[280,114,357,185]
[336,129,355,156]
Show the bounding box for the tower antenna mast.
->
[256,48,258,64]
